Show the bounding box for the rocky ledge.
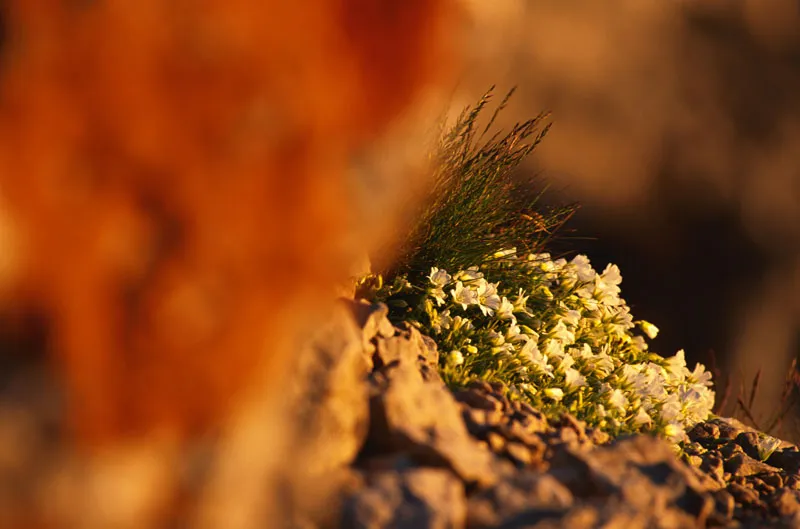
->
[287,299,800,529]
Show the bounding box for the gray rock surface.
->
[343,467,466,529]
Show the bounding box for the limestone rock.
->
[287,301,372,477]
[342,467,466,529]
[466,472,573,528]
[365,359,497,488]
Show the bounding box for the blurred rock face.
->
[0,1,459,525]
[459,0,800,426]
[0,0,455,445]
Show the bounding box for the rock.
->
[700,452,725,483]
[760,472,784,490]
[453,389,502,412]
[727,482,760,507]
[770,488,800,519]
[466,472,573,529]
[287,301,372,477]
[734,431,763,460]
[786,474,800,490]
[548,435,715,527]
[365,359,496,487]
[768,447,800,474]
[711,489,735,523]
[276,301,375,524]
[723,451,781,478]
[342,467,466,529]
[487,432,506,453]
[504,442,532,467]
[347,300,395,361]
[373,323,441,383]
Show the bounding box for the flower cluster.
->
[361,249,715,443]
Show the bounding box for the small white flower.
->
[637,320,659,340]
[566,309,582,327]
[476,280,501,316]
[496,296,516,320]
[520,340,553,378]
[607,388,629,412]
[513,288,530,311]
[564,367,587,389]
[557,353,575,372]
[454,266,483,282]
[570,254,596,282]
[688,363,713,388]
[544,387,564,401]
[663,422,685,443]
[633,407,652,426]
[593,350,615,377]
[451,281,478,309]
[659,394,682,422]
[447,350,464,366]
[429,267,452,287]
[451,316,474,333]
[543,339,565,359]
[488,330,505,347]
[430,309,452,334]
[548,320,575,345]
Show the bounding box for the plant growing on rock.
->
[359,251,715,442]
[357,90,715,444]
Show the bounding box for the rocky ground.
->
[2,299,800,528]
[291,299,800,529]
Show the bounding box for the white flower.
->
[637,320,659,340]
[631,335,648,352]
[520,340,553,378]
[454,266,483,282]
[557,353,575,372]
[570,254,596,282]
[678,386,714,425]
[544,387,564,401]
[561,307,582,327]
[564,367,587,389]
[543,339,565,359]
[659,393,682,422]
[451,315,474,333]
[431,289,447,306]
[451,281,478,309]
[688,363,713,388]
[496,296,516,320]
[595,264,622,305]
[548,320,575,345]
[429,267,452,287]
[593,350,615,377]
[663,422,685,443]
[633,407,652,426]
[447,350,464,366]
[475,280,502,316]
[607,388,629,412]
[665,350,688,380]
[430,309,452,334]
[488,330,505,347]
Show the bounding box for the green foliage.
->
[358,90,715,445]
[382,88,576,284]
